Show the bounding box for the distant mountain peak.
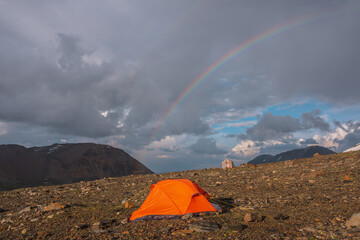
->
[343,143,360,153]
[248,146,335,165]
[0,143,153,190]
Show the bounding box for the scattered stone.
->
[274,213,290,220]
[344,174,351,182]
[300,227,319,233]
[47,214,54,219]
[189,222,221,232]
[30,218,39,222]
[42,203,67,212]
[160,227,173,234]
[346,212,360,228]
[124,201,135,208]
[75,223,89,230]
[270,233,286,240]
[284,160,294,166]
[38,204,46,210]
[18,206,33,214]
[93,229,109,234]
[91,218,115,233]
[171,229,194,236]
[314,170,326,177]
[182,213,193,220]
[120,217,129,224]
[100,218,116,226]
[308,180,316,184]
[1,218,13,224]
[92,222,101,231]
[244,213,261,222]
[223,223,247,232]
[343,229,360,237]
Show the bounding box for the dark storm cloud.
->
[239,110,329,141]
[240,113,301,141]
[0,32,117,138]
[0,0,359,152]
[190,138,227,155]
[58,33,89,70]
[301,110,330,132]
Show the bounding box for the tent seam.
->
[157,185,184,214]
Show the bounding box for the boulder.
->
[346,212,360,228]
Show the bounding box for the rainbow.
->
[150,9,335,142]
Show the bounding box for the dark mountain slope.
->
[248,146,335,164]
[0,143,152,190]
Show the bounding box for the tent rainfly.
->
[130,179,218,221]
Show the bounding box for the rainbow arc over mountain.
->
[150,9,335,142]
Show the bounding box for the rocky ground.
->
[1,151,360,239]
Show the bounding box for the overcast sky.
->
[1,0,360,173]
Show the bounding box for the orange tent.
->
[130,179,216,221]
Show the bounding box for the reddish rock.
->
[42,203,67,211]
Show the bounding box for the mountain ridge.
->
[343,142,360,153]
[0,143,152,190]
[248,145,335,164]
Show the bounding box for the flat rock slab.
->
[223,223,247,232]
[189,222,221,233]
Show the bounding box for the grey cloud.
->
[240,110,329,141]
[0,33,117,138]
[190,138,227,155]
[243,113,302,141]
[228,140,307,162]
[301,110,330,132]
[58,33,89,70]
